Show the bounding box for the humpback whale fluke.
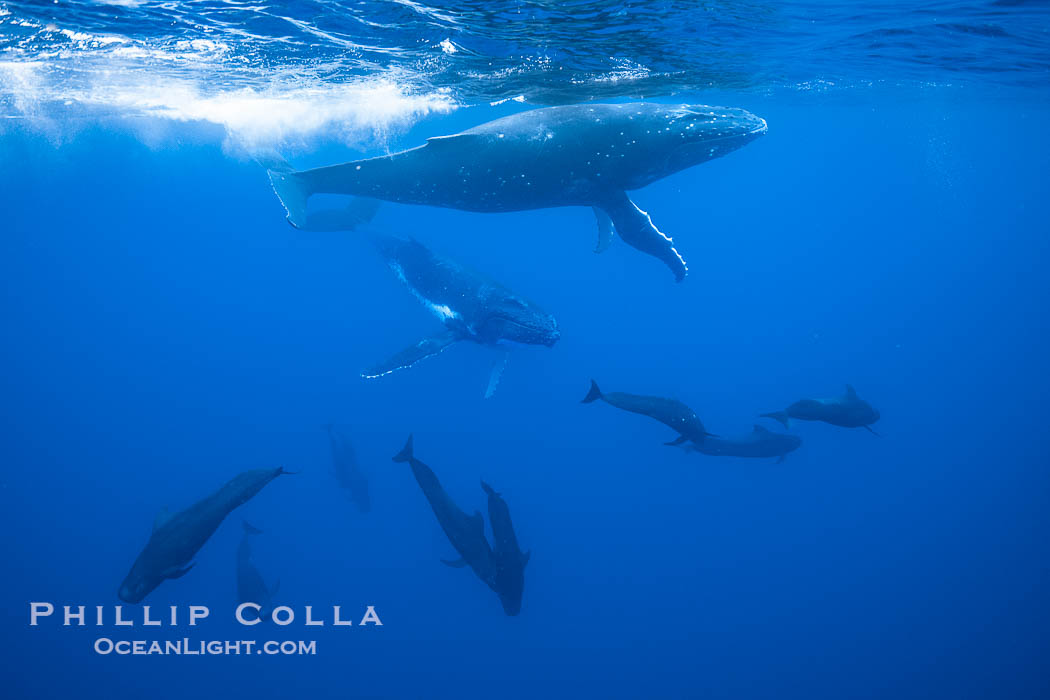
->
[581,379,603,403]
[392,434,415,463]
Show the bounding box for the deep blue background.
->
[1,85,1048,698]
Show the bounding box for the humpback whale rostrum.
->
[761,385,880,432]
[363,233,559,396]
[118,467,289,603]
[268,102,767,281]
[582,379,715,446]
[675,425,801,463]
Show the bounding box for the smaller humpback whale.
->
[324,424,371,513]
[480,481,530,616]
[237,520,279,618]
[364,233,560,396]
[118,467,289,603]
[674,425,801,463]
[392,436,496,588]
[268,102,767,281]
[761,385,880,432]
[581,379,715,445]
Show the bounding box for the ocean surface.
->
[1,1,1048,698]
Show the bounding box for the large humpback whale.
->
[118,467,289,603]
[364,232,559,396]
[761,385,880,432]
[675,425,801,463]
[582,379,714,446]
[268,102,767,281]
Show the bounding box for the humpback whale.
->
[675,425,801,463]
[582,379,715,445]
[364,233,559,396]
[118,467,289,603]
[324,424,371,513]
[761,385,880,432]
[236,520,279,618]
[392,436,496,587]
[268,102,767,281]
[480,481,529,616]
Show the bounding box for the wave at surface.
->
[1,1,1048,148]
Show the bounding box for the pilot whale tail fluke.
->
[760,411,791,429]
[242,520,263,535]
[268,170,310,229]
[581,379,603,404]
[392,434,415,463]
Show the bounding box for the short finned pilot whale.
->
[364,232,559,396]
[118,467,289,603]
[582,379,715,445]
[268,102,767,281]
[761,385,881,432]
[674,425,801,463]
[236,520,279,618]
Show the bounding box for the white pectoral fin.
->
[361,330,459,379]
[592,207,616,253]
[484,347,511,399]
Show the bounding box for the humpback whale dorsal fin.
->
[592,207,616,253]
[361,330,459,379]
[845,384,858,399]
[153,507,173,533]
[440,557,469,568]
[484,347,510,399]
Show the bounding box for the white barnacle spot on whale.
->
[429,303,457,320]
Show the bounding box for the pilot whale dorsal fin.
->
[592,207,616,253]
[845,384,858,399]
[153,507,173,533]
[440,557,469,568]
[361,330,460,379]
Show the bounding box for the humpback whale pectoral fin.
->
[300,197,381,232]
[594,190,687,282]
[484,347,511,399]
[440,557,469,568]
[361,330,459,379]
[592,207,616,253]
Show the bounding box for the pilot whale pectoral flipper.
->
[361,329,460,379]
[595,191,687,281]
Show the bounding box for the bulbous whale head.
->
[475,293,560,347]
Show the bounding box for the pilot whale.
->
[268,102,767,281]
[582,379,715,445]
[363,233,559,396]
[236,520,279,618]
[118,467,289,603]
[480,481,529,616]
[324,424,371,513]
[675,425,801,463]
[761,385,880,432]
[392,435,496,588]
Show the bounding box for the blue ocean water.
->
[1,1,1049,698]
